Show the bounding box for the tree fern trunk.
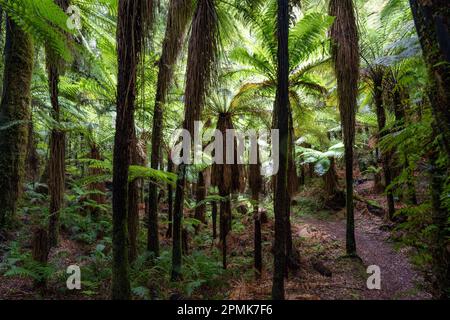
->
[272,0,290,300]
[374,77,396,220]
[194,171,207,231]
[409,0,450,156]
[171,163,186,281]
[128,133,140,263]
[147,0,194,255]
[0,18,33,228]
[429,135,450,299]
[171,0,218,281]
[46,0,70,251]
[112,0,150,299]
[166,155,174,238]
[211,200,217,240]
[329,0,359,256]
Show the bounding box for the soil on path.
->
[230,181,431,300]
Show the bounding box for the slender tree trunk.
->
[26,113,39,184]
[128,133,140,263]
[250,145,263,278]
[429,138,450,299]
[46,60,65,248]
[409,0,450,157]
[285,109,298,274]
[272,0,290,300]
[409,1,450,298]
[171,164,186,281]
[166,155,174,238]
[218,196,232,269]
[171,0,218,281]
[374,77,396,220]
[211,201,217,240]
[147,0,193,256]
[46,0,69,249]
[0,18,33,228]
[194,171,207,229]
[253,190,262,278]
[329,0,359,256]
[112,0,151,299]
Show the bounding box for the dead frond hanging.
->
[329,0,359,151]
[184,0,220,136]
[211,113,242,196]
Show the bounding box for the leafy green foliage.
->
[0,241,55,283]
[297,142,344,176]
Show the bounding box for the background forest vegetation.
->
[0,0,448,300]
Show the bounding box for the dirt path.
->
[297,210,431,300]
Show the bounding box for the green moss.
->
[0,19,34,227]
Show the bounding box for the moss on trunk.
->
[0,18,33,228]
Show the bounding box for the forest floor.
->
[0,178,433,300]
[229,180,432,300]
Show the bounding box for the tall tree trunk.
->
[194,171,207,230]
[47,0,69,249]
[0,18,33,228]
[250,145,262,278]
[171,163,186,280]
[409,0,450,157]
[219,197,231,269]
[171,0,218,281]
[285,108,298,274]
[253,190,262,278]
[272,0,290,300]
[128,132,140,263]
[211,200,217,240]
[429,135,450,299]
[112,0,152,299]
[26,114,39,183]
[373,75,396,220]
[329,0,359,256]
[410,0,450,296]
[147,0,193,256]
[166,155,174,238]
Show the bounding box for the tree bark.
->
[253,190,262,279]
[171,0,218,281]
[147,0,194,256]
[409,0,450,157]
[272,0,290,300]
[323,158,339,197]
[194,171,207,229]
[429,139,450,299]
[219,196,231,269]
[112,0,149,299]
[32,227,49,289]
[329,0,359,256]
[171,164,186,281]
[374,76,396,220]
[0,18,33,228]
[128,133,140,263]
[211,200,217,240]
[166,155,174,238]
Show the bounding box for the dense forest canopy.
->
[0,0,448,301]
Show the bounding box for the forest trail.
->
[231,181,432,300]
[296,212,431,300]
[288,179,432,300]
